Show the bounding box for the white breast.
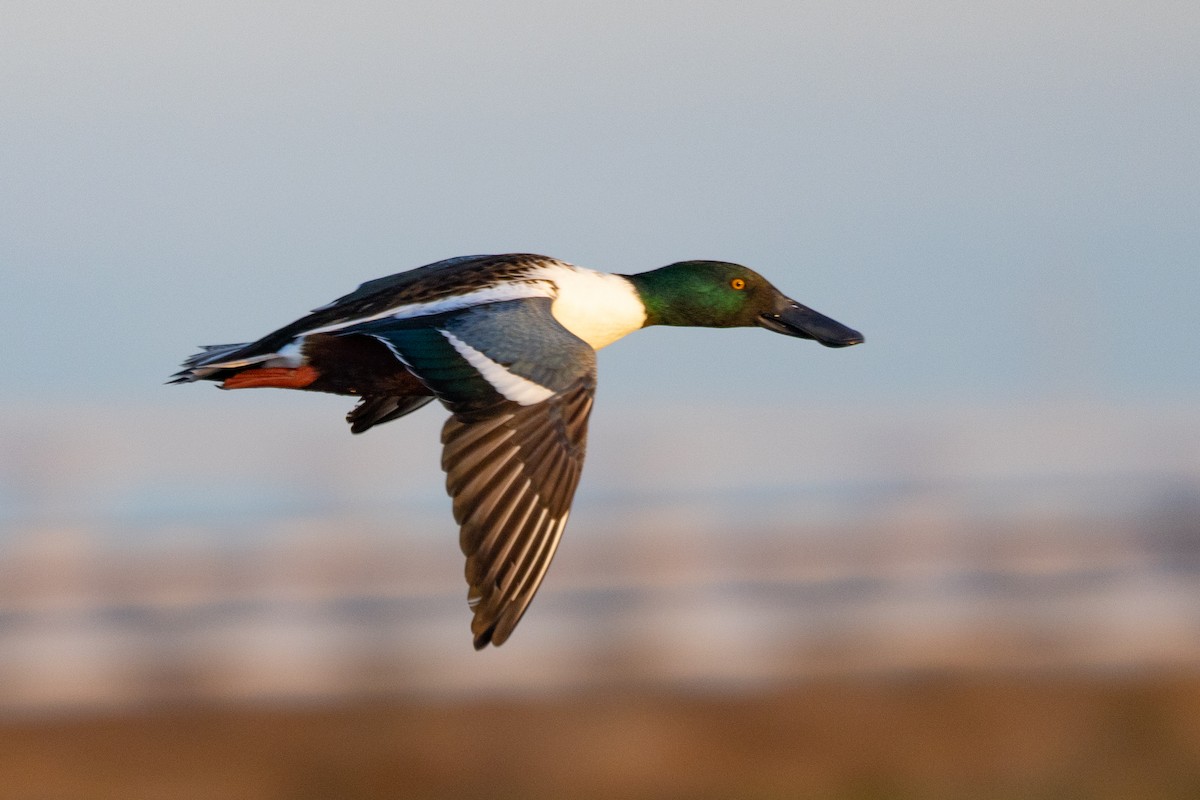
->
[533,263,647,350]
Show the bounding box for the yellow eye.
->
[730,278,746,290]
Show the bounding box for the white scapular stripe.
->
[302,282,553,336]
[439,330,555,405]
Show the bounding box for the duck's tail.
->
[168,342,282,384]
[171,337,436,433]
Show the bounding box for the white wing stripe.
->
[439,330,555,406]
[302,283,552,336]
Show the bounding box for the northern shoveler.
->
[171,253,863,648]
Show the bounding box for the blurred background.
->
[1,2,1198,797]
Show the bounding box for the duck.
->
[171,253,863,649]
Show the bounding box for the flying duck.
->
[171,253,863,648]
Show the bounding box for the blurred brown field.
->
[3,403,1199,798]
[2,672,1199,800]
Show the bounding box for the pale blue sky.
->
[1,1,1197,409]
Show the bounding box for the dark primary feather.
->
[442,377,595,649]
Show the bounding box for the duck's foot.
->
[221,365,320,390]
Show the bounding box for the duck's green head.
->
[627,260,864,348]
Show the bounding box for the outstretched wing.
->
[442,374,593,648]
[348,298,596,648]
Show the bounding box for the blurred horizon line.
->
[1,395,1196,531]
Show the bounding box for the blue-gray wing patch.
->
[345,298,594,416]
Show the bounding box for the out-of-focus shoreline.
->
[1,400,1198,713]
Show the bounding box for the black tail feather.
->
[168,342,260,383]
[347,395,436,434]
